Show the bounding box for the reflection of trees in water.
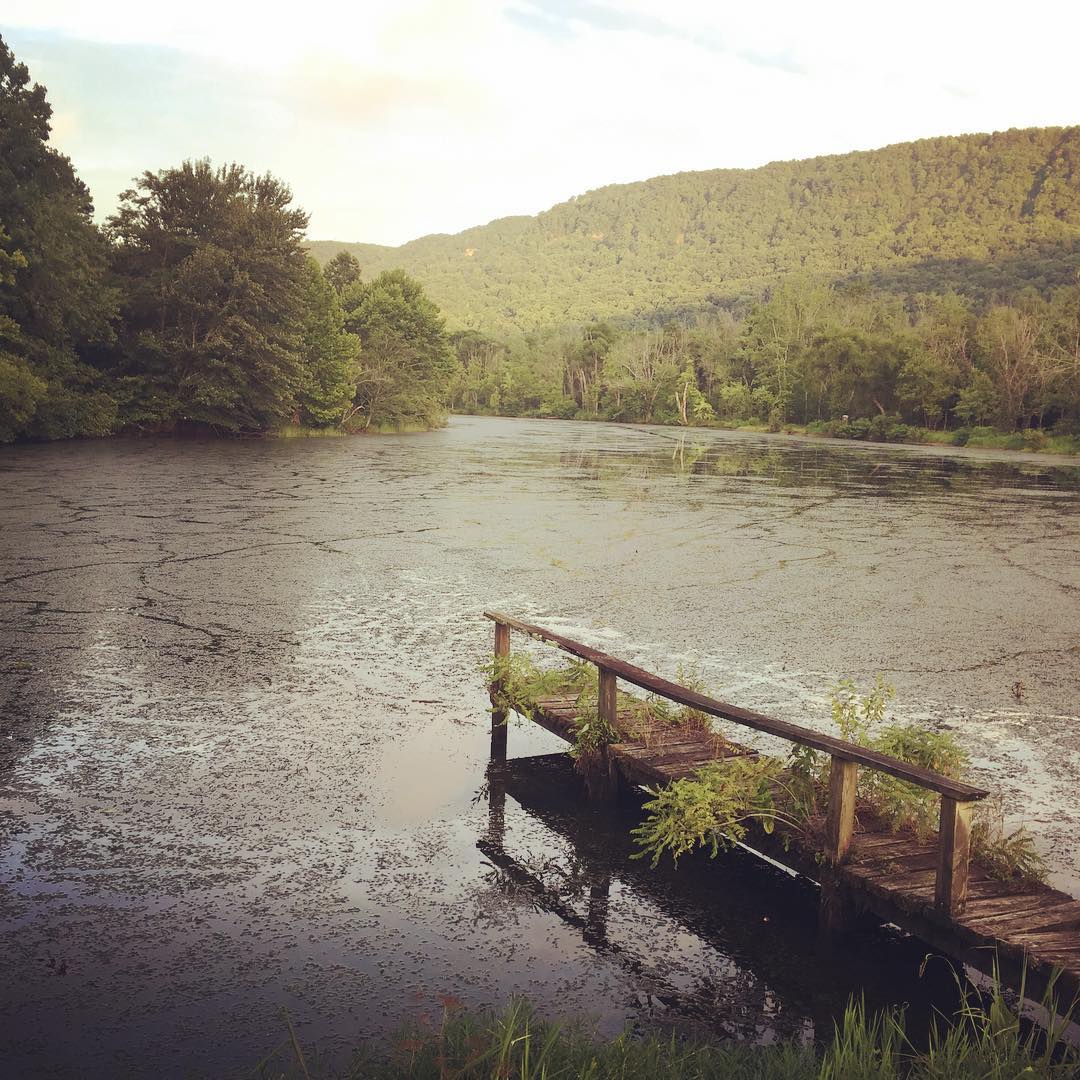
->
[554,437,1080,505]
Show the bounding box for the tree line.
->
[5,30,1078,450]
[450,275,1080,444]
[0,37,455,443]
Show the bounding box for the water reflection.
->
[479,751,966,1045]
[550,428,1079,503]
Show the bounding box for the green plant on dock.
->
[786,741,825,820]
[788,677,970,837]
[776,677,967,837]
[620,664,715,739]
[817,680,1045,881]
[971,798,1048,885]
[867,722,970,838]
[830,674,895,743]
[482,652,619,766]
[565,681,617,763]
[667,663,715,733]
[482,654,592,718]
[630,757,792,867]
[629,675,1047,885]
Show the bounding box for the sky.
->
[3,1,1079,245]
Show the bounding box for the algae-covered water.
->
[1,416,1077,1076]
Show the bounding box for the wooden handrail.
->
[483,611,989,803]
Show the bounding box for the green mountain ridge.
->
[308,127,1080,336]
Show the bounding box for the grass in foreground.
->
[259,970,1078,1079]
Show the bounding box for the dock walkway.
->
[484,611,1080,1002]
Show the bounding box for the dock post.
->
[820,755,858,932]
[586,870,612,944]
[490,620,510,761]
[485,760,507,848]
[586,665,620,802]
[825,756,858,864]
[819,875,854,937]
[935,797,974,915]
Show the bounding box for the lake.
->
[1,416,1077,1076]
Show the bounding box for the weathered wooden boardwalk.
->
[485,611,1080,1003]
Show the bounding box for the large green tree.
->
[296,258,360,427]
[342,269,455,429]
[108,159,310,431]
[0,34,116,441]
[324,251,362,296]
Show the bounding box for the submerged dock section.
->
[483,611,1080,1001]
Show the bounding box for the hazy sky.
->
[4,1,1079,245]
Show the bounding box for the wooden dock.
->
[484,611,1080,1003]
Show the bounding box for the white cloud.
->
[5,1,1079,243]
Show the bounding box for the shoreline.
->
[3,414,1077,467]
[450,412,1080,466]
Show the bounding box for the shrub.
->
[749,385,777,421]
[631,757,788,867]
[715,381,752,420]
[630,674,1047,884]
[825,416,872,439]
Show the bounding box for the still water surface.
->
[1,416,1078,1076]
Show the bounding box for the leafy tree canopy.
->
[343,269,455,429]
[0,33,116,440]
[108,159,312,431]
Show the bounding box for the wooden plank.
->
[858,850,940,876]
[658,764,723,781]
[622,743,715,763]
[854,837,919,860]
[855,830,916,846]
[872,868,940,892]
[935,797,974,916]
[961,892,1063,923]
[613,756,662,779]
[963,877,1030,897]
[825,757,857,864]
[836,874,1024,923]
[529,713,574,742]
[611,741,715,762]
[1007,928,1080,952]
[999,916,1080,944]
[905,878,984,907]
[485,611,988,801]
[963,897,1080,934]
[1021,947,1080,970]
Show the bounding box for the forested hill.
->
[309,127,1080,335]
